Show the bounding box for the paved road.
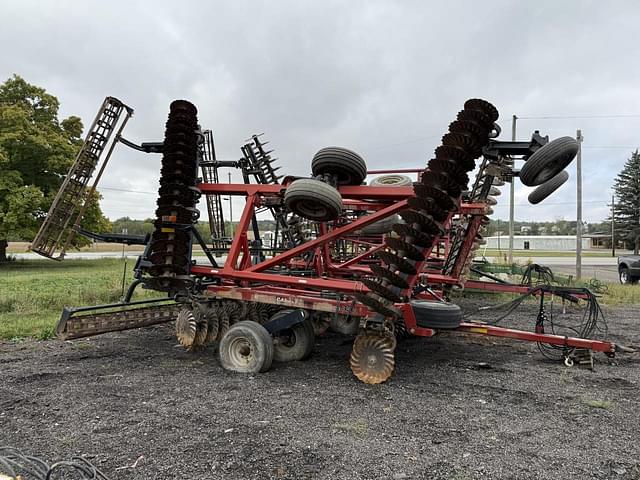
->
[479,255,620,283]
[495,256,617,266]
[546,265,619,283]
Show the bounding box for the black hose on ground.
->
[464,285,608,360]
[0,447,111,480]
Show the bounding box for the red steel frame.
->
[457,322,616,353]
[191,177,617,354]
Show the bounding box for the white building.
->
[484,235,590,251]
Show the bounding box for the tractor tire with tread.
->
[411,300,463,329]
[329,315,360,335]
[218,321,274,373]
[360,214,402,235]
[519,137,578,186]
[311,147,367,185]
[528,170,569,204]
[370,174,413,187]
[271,310,315,362]
[284,178,343,221]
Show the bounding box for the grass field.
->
[459,281,640,307]
[6,241,145,254]
[0,258,156,339]
[6,241,210,254]
[1,258,639,340]
[600,283,640,305]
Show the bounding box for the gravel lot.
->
[1,298,639,479]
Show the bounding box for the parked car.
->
[617,254,640,284]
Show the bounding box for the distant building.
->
[583,232,625,249]
[484,235,589,251]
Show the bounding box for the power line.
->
[371,116,640,151]
[99,186,157,195]
[582,145,638,149]
[517,114,640,120]
[493,200,608,208]
[366,134,441,151]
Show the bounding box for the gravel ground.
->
[1,298,639,479]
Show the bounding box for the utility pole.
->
[576,129,583,280]
[228,172,233,235]
[508,115,517,265]
[611,194,616,257]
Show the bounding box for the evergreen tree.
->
[612,150,640,254]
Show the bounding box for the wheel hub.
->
[366,353,379,367]
[229,337,253,366]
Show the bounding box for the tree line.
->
[0,75,109,260]
[110,217,277,240]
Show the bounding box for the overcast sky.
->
[2,0,639,224]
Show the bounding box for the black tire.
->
[411,300,462,329]
[360,174,409,233]
[219,321,274,373]
[284,178,343,221]
[271,310,315,362]
[370,174,412,187]
[520,137,579,187]
[360,214,401,235]
[619,267,638,285]
[311,147,367,185]
[329,314,360,335]
[528,170,569,205]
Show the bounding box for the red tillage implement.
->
[47,98,622,384]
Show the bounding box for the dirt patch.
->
[1,298,639,479]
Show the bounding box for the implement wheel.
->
[411,300,462,329]
[329,314,360,335]
[519,137,578,186]
[219,321,274,373]
[370,174,412,186]
[272,310,315,362]
[311,147,367,185]
[360,214,401,235]
[284,178,343,221]
[527,170,569,204]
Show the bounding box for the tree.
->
[611,150,640,254]
[110,217,155,236]
[0,75,110,261]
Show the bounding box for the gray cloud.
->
[1,0,639,222]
